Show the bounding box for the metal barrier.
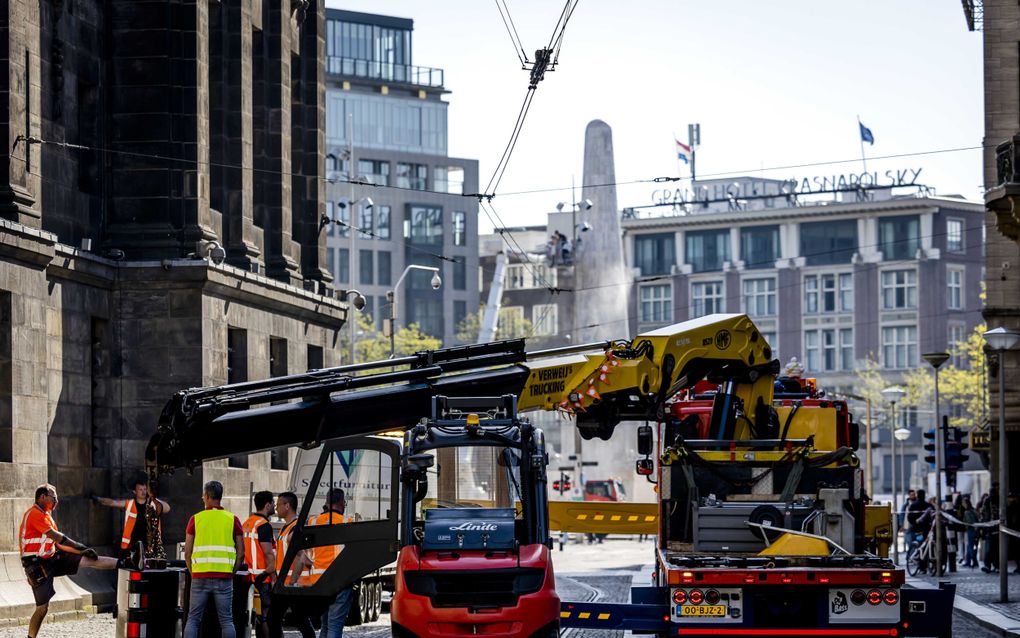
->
[547,501,658,534]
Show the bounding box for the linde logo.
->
[448,522,498,531]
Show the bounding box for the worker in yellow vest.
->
[92,474,170,561]
[183,481,244,638]
[268,491,315,638]
[242,491,277,638]
[314,488,354,638]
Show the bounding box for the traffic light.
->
[552,472,572,494]
[923,428,937,468]
[944,426,969,471]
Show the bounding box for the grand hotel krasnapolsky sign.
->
[651,168,924,206]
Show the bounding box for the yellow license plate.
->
[681,605,726,617]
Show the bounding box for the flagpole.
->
[673,132,684,179]
[857,115,867,173]
[688,126,697,182]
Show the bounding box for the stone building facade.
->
[0,0,346,553]
[975,0,1020,493]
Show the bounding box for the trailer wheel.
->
[368,581,380,622]
[373,581,384,620]
[346,582,365,626]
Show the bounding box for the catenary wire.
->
[494,0,528,66]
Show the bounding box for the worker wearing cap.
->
[20,484,118,638]
[92,474,170,561]
[313,488,354,638]
[242,491,277,638]
[183,480,245,638]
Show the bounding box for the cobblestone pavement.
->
[913,562,1020,620]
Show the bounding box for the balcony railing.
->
[326,56,444,89]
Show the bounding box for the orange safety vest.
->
[242,514,271,577]
[19,505,57,559]
[306,511,345,584]
[120,499,163,551]
[275,518,312,585]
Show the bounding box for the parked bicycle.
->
[906,527,937,576]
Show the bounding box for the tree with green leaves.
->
[455,307,534,343]
[340,312,441,365]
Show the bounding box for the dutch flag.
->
[676,139,692,164]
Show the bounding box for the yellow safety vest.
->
[191,509,237,575]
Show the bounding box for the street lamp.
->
[983,326,1019,602]
[922,351,950,577]
[555,198,592,265]
[341,288,366,361]
[386,264,442,358]
[894,426,911,533]
[882,385,906,564]
[339,196,373,364]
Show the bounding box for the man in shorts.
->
[19,484,118,638]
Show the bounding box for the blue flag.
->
[859,121,874,145]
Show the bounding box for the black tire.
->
[372,581,383,621]
[346,582,365,625]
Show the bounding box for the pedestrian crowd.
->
[899,484,1020,574]
[18,479,354,638]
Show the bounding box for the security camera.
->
[352,294,366,311]
[580,199,593,210]
[430,273,442,290]
[580,222,592,232]
[362,197,374,209]
[556,202,566,212]
[196,240,227,265]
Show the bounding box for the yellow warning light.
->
[466,414,480,425]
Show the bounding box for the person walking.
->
[963,496,978,568]
[92,474,171,562]
[20,484,118,638]
[311,488,354,638]
[183,481,245,638]
[1008,492,1020,574]
[242,491,277,638]
[268,492,315,638]
[981,484,999,573]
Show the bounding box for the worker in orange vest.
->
[21,484,118,638]
[267,492,314,638]
[242,491,277,638]
[313,488,354,638]
[92,474,170,561]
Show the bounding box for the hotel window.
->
[949,323,967,368]
[434,166,465,194]
[804,273,852,313]
[804,328,853,372]
[685,229,730,273]
[880,269,917,310]
[359,250,374,285]
[740,225,780,269]
[881,325,918,370]
[947,267,963,310]
[691,281,724,318]
[337,248,349,283]
[337,204,350,237]
[452,211,467,246]
[639,284,673,324]
[634,233,676,276]
[501,306,527,336]
[800,220,857,266]
[532,304,558,336]
[946,218,964,253]
[396,162,427,190]
[878,215,921,260]
[742,277,776,317]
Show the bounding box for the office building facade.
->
[622,177,984,494]
[322,9,479,346]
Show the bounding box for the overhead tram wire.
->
[494,0,529,67]
[13,135,985,206]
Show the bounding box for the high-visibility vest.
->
[191,509,237,575]
[276,518,313,585]
[307,511,345,583]
[120,499,163,550]
[18,506,56,559]
[242,515,271,576]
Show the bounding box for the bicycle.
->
[906,527,937,576]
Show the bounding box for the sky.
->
[326,1,984,233]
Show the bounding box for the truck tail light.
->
[672,589,687,604]
[884,590,899,605]
[705,589,720,605]
[867,590,882,605]
[689,589,704,605]
[850,590,867,606]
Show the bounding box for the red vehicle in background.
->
[583,479,626,502]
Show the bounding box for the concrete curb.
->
[907,576,1020,637]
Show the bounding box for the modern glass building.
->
[323,9,479,345]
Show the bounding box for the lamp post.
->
[894,425,911,534]
[922,352,950,576]
[882,386,906,564]
[555,198,592,265]
[983,327,1019,602]
[341,289,366,361]
[387,264,442,358]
